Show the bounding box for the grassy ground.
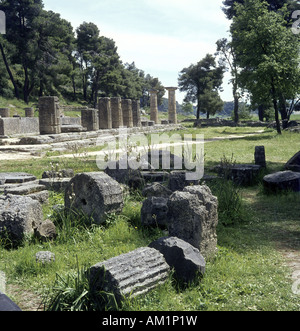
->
[0,126,300,311]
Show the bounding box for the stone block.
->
[0,118,39,136]
[263,171,300,193]
[285,151,300,172]
[39,178,71,192]
[132,100,141,127]
[64,172,124,224]
[141,197,169,227]
[168,171,199,192]
[142,182,172,198]
[81,108,99,132]
[35,220,57,242]
[149,236,206,282]
[122,99,133,128]
[4,183,46,196]
[0,172,36,184]
[167,185,218,258]
[24,107,35,118]
[36,251,55,264]
[0,195,43,243]
[0,108,10,118]
[38,96,61,135]
[111,97,123,128]
[89,247,170,304]
[98,98,112,130]
[255,146,266,168]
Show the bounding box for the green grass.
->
[0,127,300,311]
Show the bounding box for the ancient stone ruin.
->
[0,87,180,139]
[89,247,170,304]
[64,172,124,225]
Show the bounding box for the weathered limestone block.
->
[167,185,218,258]
[215,164,262,186]
[35,219,57,242]
[38,96,61,135]
[165,87,178,124]
[111,97,123,128]
[24,107,35,118]
[89,247,170,303]
[168,171,199,192]
[4,183,46,196]
[141,197,169,227]
[149,90,159,124]
[98,98,112,130]
[0,108,10,118]
[122,99,133,128]
[64,172,124,224]
[132,100,141,127]
[255,146,266,168]
[263,171,300,193]
[285,151,300,172]
[0,172,36,184]
[149,236,206,282]
[39,178,71,192]
[35,251,55,264]
[0,195,43,243]
[142,182,172,198]
[81,108,99,132]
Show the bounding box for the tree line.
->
[0,0,165,108]
[178,0,300,133]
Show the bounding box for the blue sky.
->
[43,0,232,103]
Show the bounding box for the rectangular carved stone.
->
[81,108,99,131]
[0,195,43,244]
[122,99,133,128]
[0,108,10,118]
[98,98,112,130]
[89,247,170,303]
[111,97,123,128]
[38,96,61,135]
[132,100,141,127]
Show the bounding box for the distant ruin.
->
[0,89,178,137]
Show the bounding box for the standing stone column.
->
[38,96,61,135]
[0,108,10,118]
[132,100,141,127]
[122,99,133,128]
[166,87,178,124]
[149,89,159,124]
[111,97,123,128]
[255,146,266,168]
[81,108,99,132]
[24,107,34,118]
[98,97,112,130]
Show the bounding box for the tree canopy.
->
[0,0,164,106]
[178,54,225,119]
[230,0,300,133]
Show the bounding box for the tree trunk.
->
[196,102,201,120]
[258,105,265,122]
[23,66,30,104]
[273,98,281,134]
[271,82,281,134]
[279,95,288,129]
[233,94,239,124]
[0,42,20,100]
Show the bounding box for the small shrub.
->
[210,178,248,226]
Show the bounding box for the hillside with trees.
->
[0,0,165,107]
